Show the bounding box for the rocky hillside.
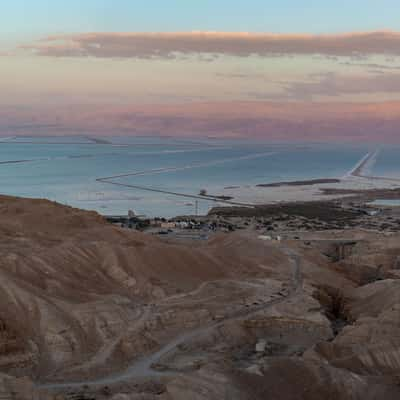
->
[0,196,399,399]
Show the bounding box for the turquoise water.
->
[370,146,400,178]
[0,137,380,217]
[370,200,400,207]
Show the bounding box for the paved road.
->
[38,248,302,391]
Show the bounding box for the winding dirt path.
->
[38,248,302,391]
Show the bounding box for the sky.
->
[2,1,400,141]
[3,0,400,36]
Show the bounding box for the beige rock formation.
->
[0,195,399,399]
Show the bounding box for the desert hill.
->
[0,196,398,399]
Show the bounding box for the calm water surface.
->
[0,136,390,217]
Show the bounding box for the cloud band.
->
[22,31,400,59]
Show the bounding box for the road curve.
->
[38,248,302,391]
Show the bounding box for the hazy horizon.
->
[2,1,400,141]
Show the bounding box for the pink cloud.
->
[2,101,400,143]
[22,31,400,59]
[275,72,400,100]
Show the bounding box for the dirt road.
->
[38,247,302,391]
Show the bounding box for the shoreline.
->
[3,145,400,219]
[208,151,400,211]
[92,174,400,219]
[95,150,400,218]
[215,175,400,207]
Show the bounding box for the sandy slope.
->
[0,197,293,389]
[0,196,399,399]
